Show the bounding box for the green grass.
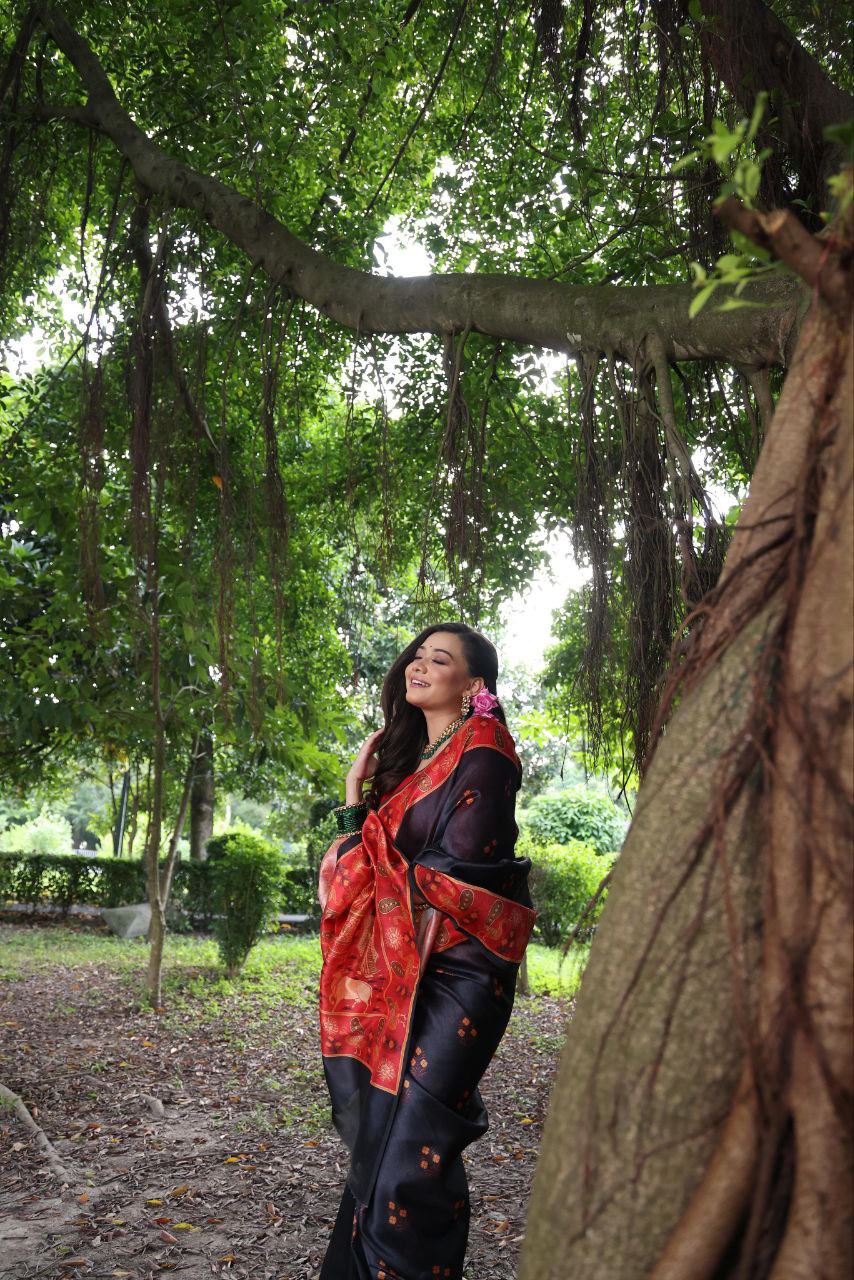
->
[0,923,323,1029]
[0,923,588,1006]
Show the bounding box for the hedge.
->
[518,831,618,947]
[0,845,316,926]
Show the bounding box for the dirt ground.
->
[0,918,569,1279]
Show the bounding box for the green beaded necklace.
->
[420,713,466,761]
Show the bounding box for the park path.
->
[0,922,568,1279]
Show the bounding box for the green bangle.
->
[333,801,368,834]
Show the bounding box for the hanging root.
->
[126,193,165,565]
[441,326,483,616]
[78,355,106,611]
[621,369,676,765]
[567,335,734,785]
[650,1060,760,1280]
[570,349,612,757]
[0,8,39,293]
[260,289,292,698]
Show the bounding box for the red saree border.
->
[412,865,536,964]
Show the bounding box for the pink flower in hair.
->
[471,688,500,718]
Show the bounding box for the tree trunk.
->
[126,766,141,856]
[160,739,197,903]
[189,733,214,861]
[520,259,852,1275]
[518,954,530,997]
[143,728,165,1010]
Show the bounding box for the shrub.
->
[171,857,217,928]
[207,831,283,976]
[518,831,618,947]
[278,841,316,915]
[521,786,626,855]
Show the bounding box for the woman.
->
[317,622,536,1280]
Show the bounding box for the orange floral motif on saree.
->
[319,716,537,1095]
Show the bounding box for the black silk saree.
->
[317,714,536,1280]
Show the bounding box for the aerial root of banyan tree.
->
[520,200,852,1278]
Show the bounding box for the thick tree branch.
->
[30,3,803,367]
[716,193,852,322]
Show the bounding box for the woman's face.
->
[404,631,485,717]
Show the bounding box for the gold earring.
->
[461,690,472,717]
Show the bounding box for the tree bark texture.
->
[520,275,853,1276]
[189,733,214,861]
[519,610,768,1277]
[31,4,804,368]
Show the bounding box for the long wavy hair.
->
[366,622,508,810]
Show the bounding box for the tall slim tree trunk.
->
[144,565,166,1010]
[520,214,853,1277]
[190,733,214,861]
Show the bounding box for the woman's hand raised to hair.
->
[345,727,385,806]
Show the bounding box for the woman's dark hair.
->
[366,622,507,810]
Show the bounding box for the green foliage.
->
[499,663,588,797]
[524,940,591,999]
[521,787,627,855]
[207,831,285,976]
[0,809,72,857]
[61,779,112,847]
[519,832,618,948]
[676,94,780,318]
[276,841,317,916]
[674,92,772,206]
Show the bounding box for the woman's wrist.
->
[345,779,365,807]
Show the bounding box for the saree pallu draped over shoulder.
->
[318,714,536,1280]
